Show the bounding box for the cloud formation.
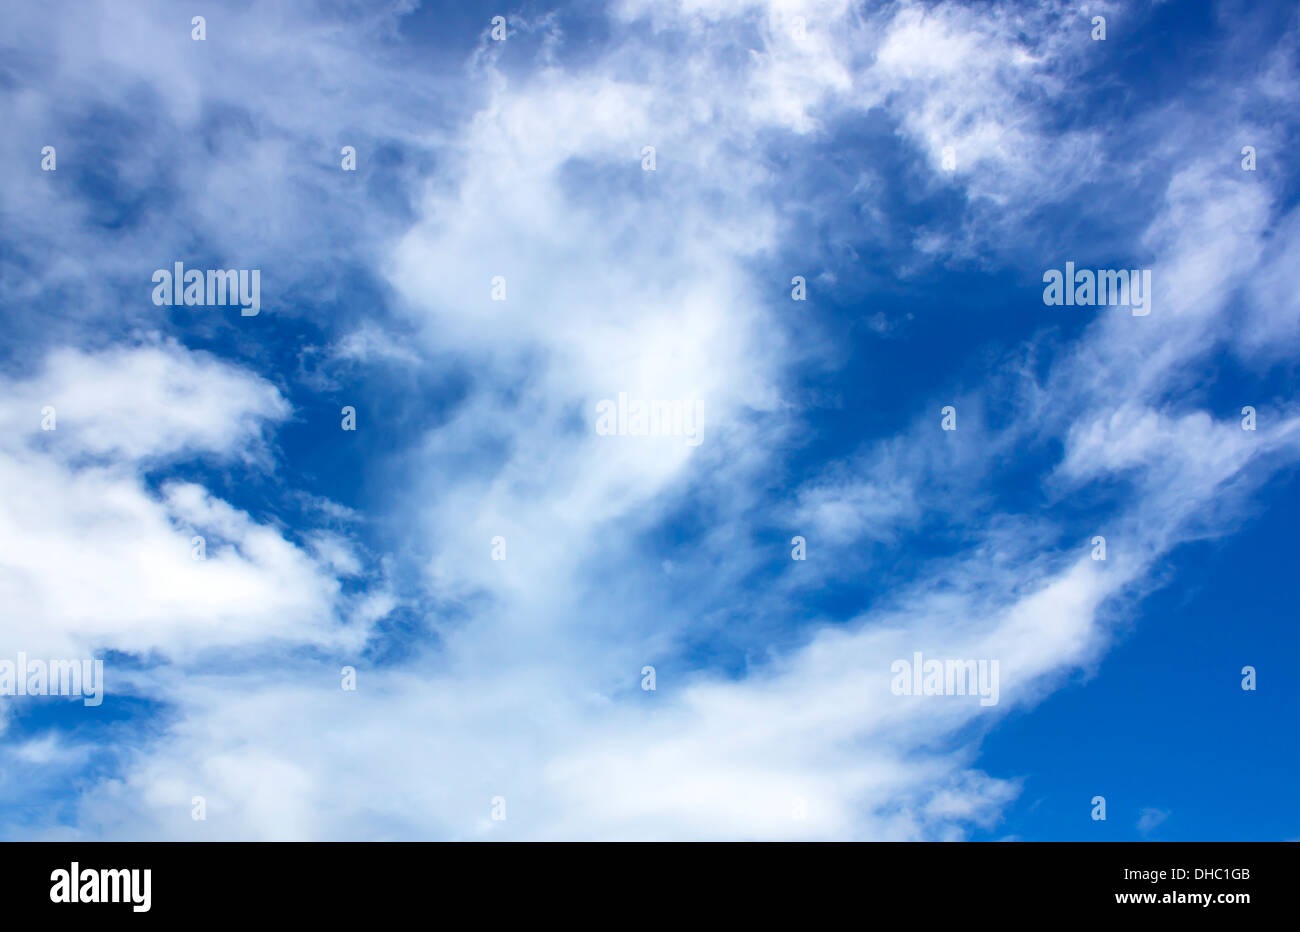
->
[1,0,1297,840]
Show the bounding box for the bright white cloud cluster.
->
[0,343,364,663]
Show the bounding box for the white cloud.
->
[0,342,288,464]
[0,342,366,662]
[1137,807,1170,835]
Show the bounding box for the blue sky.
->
[0,0,1297,840]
